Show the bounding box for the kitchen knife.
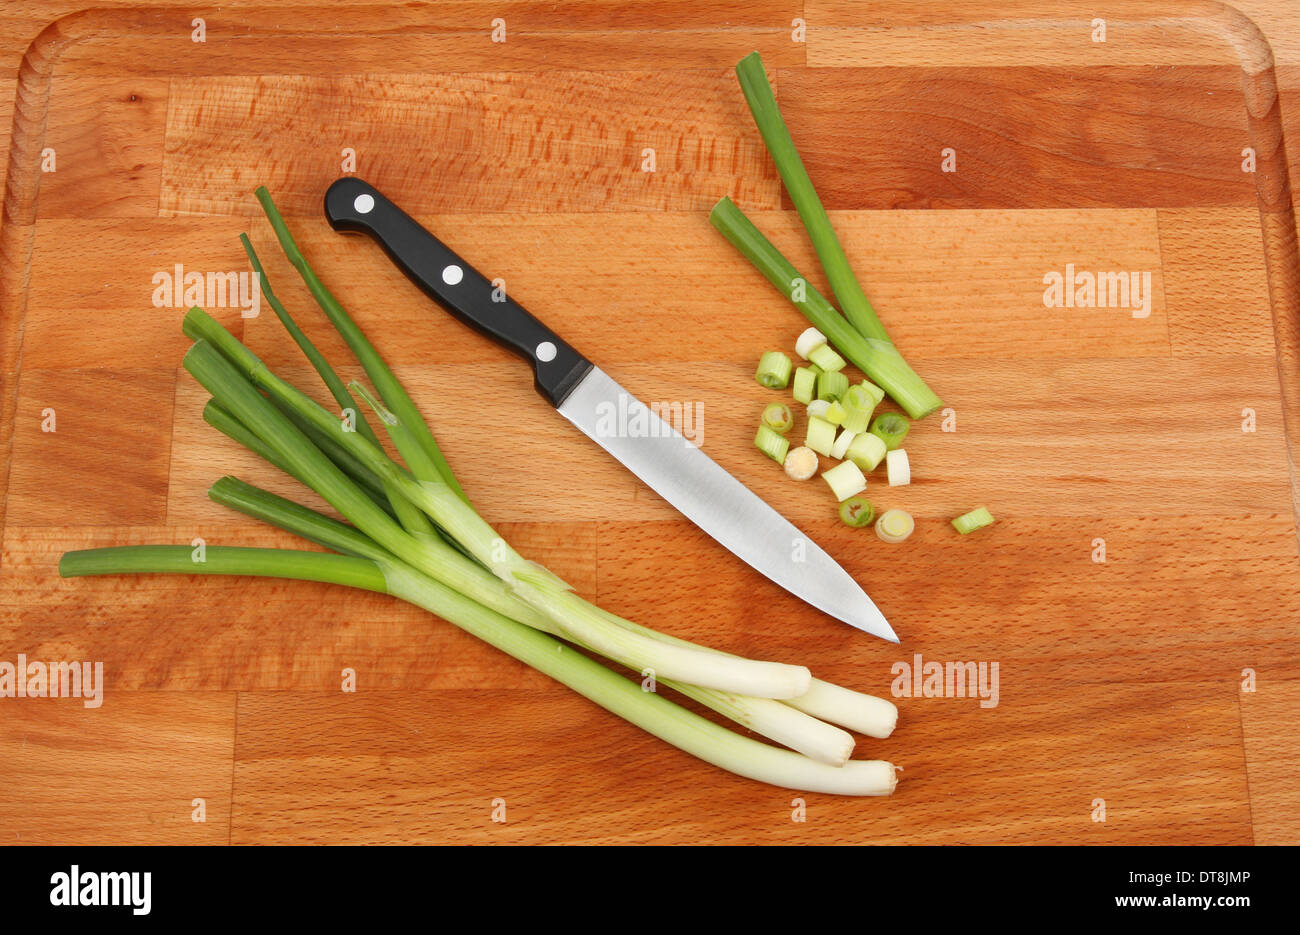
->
[323,177,898,642]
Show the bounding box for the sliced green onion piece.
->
[791,366,818,404]
[756,350,793,389]
[838,496,875,528]
[784,446,819,481]
[875,509,915,543]
[805,416,836,457]
[830,428,856,460]
[840,384,876,434]
[952,506,995,534]
[860,379,886,408]
[825,400,846,426]
[755,424,790,464]
[761,401,794,434]
[817,370,849,402]
[869,412,911,451]
[846,432,887,472]
[822,461,867,502]
[808,343,846,373]
[795,327,827,359]
[806,399,831,420]
[886,449,911,486]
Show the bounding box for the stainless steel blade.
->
[557,367,898,642]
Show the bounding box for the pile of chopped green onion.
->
[60,187,903,797]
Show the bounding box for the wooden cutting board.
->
[2,0,1299,844]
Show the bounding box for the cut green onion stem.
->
[841,384,877,434]
[817,370,849,402]
[875,509,915,543]
[824,400,846,426]
[755,424,790,464]
[806,399,831,420]
[805,416,836,457]
[952,506,995,534]
[756,350,793,389]
[784,446,819,481]
[822,461,867,502]
[795,327,826,359]
[830,428,856,460]
[846,432,887,472]
[838,497,876,528]
[761,401,793,434]
[869,412,911,451]
[886,449,911,486]
[709,196,942,419]
[792,366,818,404]
[808,343,846,373]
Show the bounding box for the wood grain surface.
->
[1,0,1298,845]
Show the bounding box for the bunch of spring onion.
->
[59,188,901,796]
[714,51,942,421]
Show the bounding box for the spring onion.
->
[807,343,846,373]
[875,509,915,543]
[709,196,941,419]
[830,428,856,460]
[846,433,887,472]
[783,446,819,481]
[870,412,910,451]
[755,350,792,389]
[761,402,793,434]
[817,370,849,403]
[795,327,826,359]
[952,506,995,534]
[886,449,911,486]
[731,53,940,421]
[824,400,846,426]
[64,545,894,795]
[754,424,790,464]
[838,497,875,528]
[791,366,818,404]
[822,461,867,502]
[805,416,836,457]
[806,399,831,420]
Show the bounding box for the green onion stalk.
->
[711,196,941,420]
[61,544,894,794]
[731,52,941,420]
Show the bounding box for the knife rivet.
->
[536,341,557,362]
[441,264,464,285]
[353,193,375,214]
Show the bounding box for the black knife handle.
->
[324,177,593,407]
